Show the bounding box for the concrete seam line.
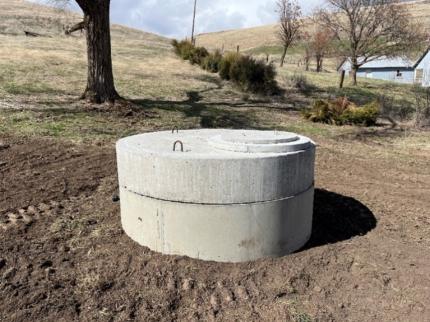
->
[121,182,315,206]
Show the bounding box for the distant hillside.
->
[0,0,170,48]
[196,0,430,52]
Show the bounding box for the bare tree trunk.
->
[316,56,323,72]
[81,4,119,103]
[280,46,287,67]
[351,65,358,86]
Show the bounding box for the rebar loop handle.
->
[173,140,184,152]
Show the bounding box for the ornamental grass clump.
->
[303,97,379,126]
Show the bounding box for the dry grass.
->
[0,0,429,157]
[0,4,429,321]
[196,20,314,54]
[197,24,280,52]
[197,1,430,55]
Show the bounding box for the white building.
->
[338,49,430,87]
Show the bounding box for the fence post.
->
[339,70,346,89]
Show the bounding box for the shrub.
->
[220,54,278,94]
[189,46,209,65]
[171,39,208,66]
[219,53,240,80]
[171,39,195,60]
[229,56,258,87]
[302,97,351,125]
[340,101,379,126]
[201,50,223,73]
[303,97,379,126]
[171,39,180,54]
[302,99,333,124]
[172,40,279,95]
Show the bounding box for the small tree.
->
[55,0,120,103]
[311,29,333,73]
[277,0,302,67]
[317,0,423,85]
[302,32,312,71]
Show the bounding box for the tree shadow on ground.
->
[325,85,415,118]
[336,126,411,141]
[302,189,377,250]
[131,88,264,129]
[326,86,379,105]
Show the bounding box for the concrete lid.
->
[116,129,316,204]
[219,130,299,144]
[209,130,311,153]
[117,129,313,158]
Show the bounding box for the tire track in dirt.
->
[0,135,429,321]
[0,136,116,215]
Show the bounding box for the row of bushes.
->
[172,40,279,95]
[172,40,379,126]
[303,97,379,126]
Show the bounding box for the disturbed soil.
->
[0,135,429,322]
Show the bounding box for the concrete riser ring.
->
[120,186,314,263]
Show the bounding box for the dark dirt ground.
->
[0,134,429,322]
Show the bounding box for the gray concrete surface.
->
[120,186,314,262]
[117,129,316,262]
[117,129,315,204]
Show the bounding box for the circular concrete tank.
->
[116,129,316,263]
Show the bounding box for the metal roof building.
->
[338,49,430,86]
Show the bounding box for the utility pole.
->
[191,0,197,45]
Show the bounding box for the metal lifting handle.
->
[173,140,184,152]
[172,126,179,134]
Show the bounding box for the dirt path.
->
[0,136,429,322]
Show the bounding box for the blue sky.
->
[37,0,324,37]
